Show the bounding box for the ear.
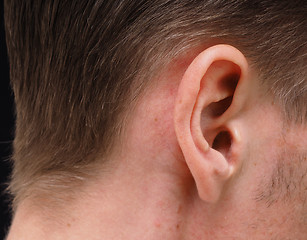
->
[174,44,250,203]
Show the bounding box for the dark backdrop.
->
[0,0,14,238]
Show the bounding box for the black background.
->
[0,0,14,238]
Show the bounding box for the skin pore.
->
[7,46,307,240]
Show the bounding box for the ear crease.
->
[206,96,233,118]
[202,71,240,120]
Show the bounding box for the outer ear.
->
[174,45,250,203]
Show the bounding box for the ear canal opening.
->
[212,131,232,159]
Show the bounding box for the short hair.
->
[4,0,306,208]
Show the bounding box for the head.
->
[4,0,307,239]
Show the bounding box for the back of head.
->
[4,0,307,209]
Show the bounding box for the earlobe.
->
[174,45,249,203]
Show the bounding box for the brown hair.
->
[4,0,306,208]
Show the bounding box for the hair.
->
[4,0,307,209]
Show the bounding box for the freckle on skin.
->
[154,220,161,228]
[67,223,71,227]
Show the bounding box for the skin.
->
[7,45,307,239]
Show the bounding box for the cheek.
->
[224,121,307,237]
[246,147,307,238]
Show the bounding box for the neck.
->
[7,157,193,240]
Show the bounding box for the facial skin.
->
[7,45,307,240]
